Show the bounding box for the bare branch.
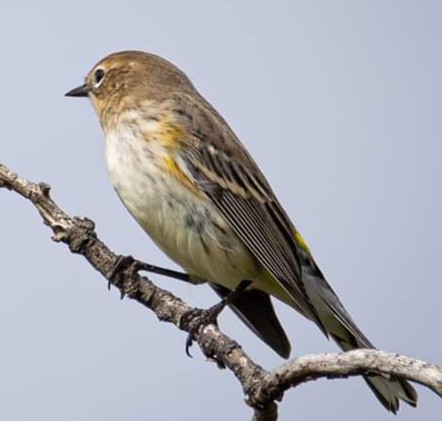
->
[1,161,441,420]
[253,350,442,406]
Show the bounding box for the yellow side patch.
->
[164,155,201,196]
[294,230,311,255]
[160,119,185,149]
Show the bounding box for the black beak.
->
[65,84,89,97]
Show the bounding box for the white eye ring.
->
[94,68,105,88]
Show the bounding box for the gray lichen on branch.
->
[1,161,441,421]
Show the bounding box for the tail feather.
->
[210,283,291,358]
[365,375,417,414]
[305,272,418,412]
[332,335,418,413]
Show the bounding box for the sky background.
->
[0,1,441,420]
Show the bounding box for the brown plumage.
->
[66,51,418,412]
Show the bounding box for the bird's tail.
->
[305,271,418,413]
[331,335,417,413]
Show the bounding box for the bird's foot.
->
[106,255,142,298]
[183,302,225,357]
[183,279,253,357]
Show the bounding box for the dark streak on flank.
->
[199,233,210,256]
[185,208,207,235]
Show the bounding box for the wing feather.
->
[171,93,326,334]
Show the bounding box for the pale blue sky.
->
[0,1,440,420]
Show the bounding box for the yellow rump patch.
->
[294,230,311,255]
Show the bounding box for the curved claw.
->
[182,280,253,358]
[185,334,195,358]
[182,306,222,358]
[106,255,136,288]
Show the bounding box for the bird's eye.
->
[94,68,105,87]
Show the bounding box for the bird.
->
[65,50,417,412]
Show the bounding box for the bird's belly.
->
[105,133,260,288]
[119,178,260,288]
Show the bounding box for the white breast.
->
[104,126,260,289]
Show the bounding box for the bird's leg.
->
[134,260,191,282]
[183,279,253,357]
[106,254,191,292]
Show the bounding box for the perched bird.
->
[66,50,417,412]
